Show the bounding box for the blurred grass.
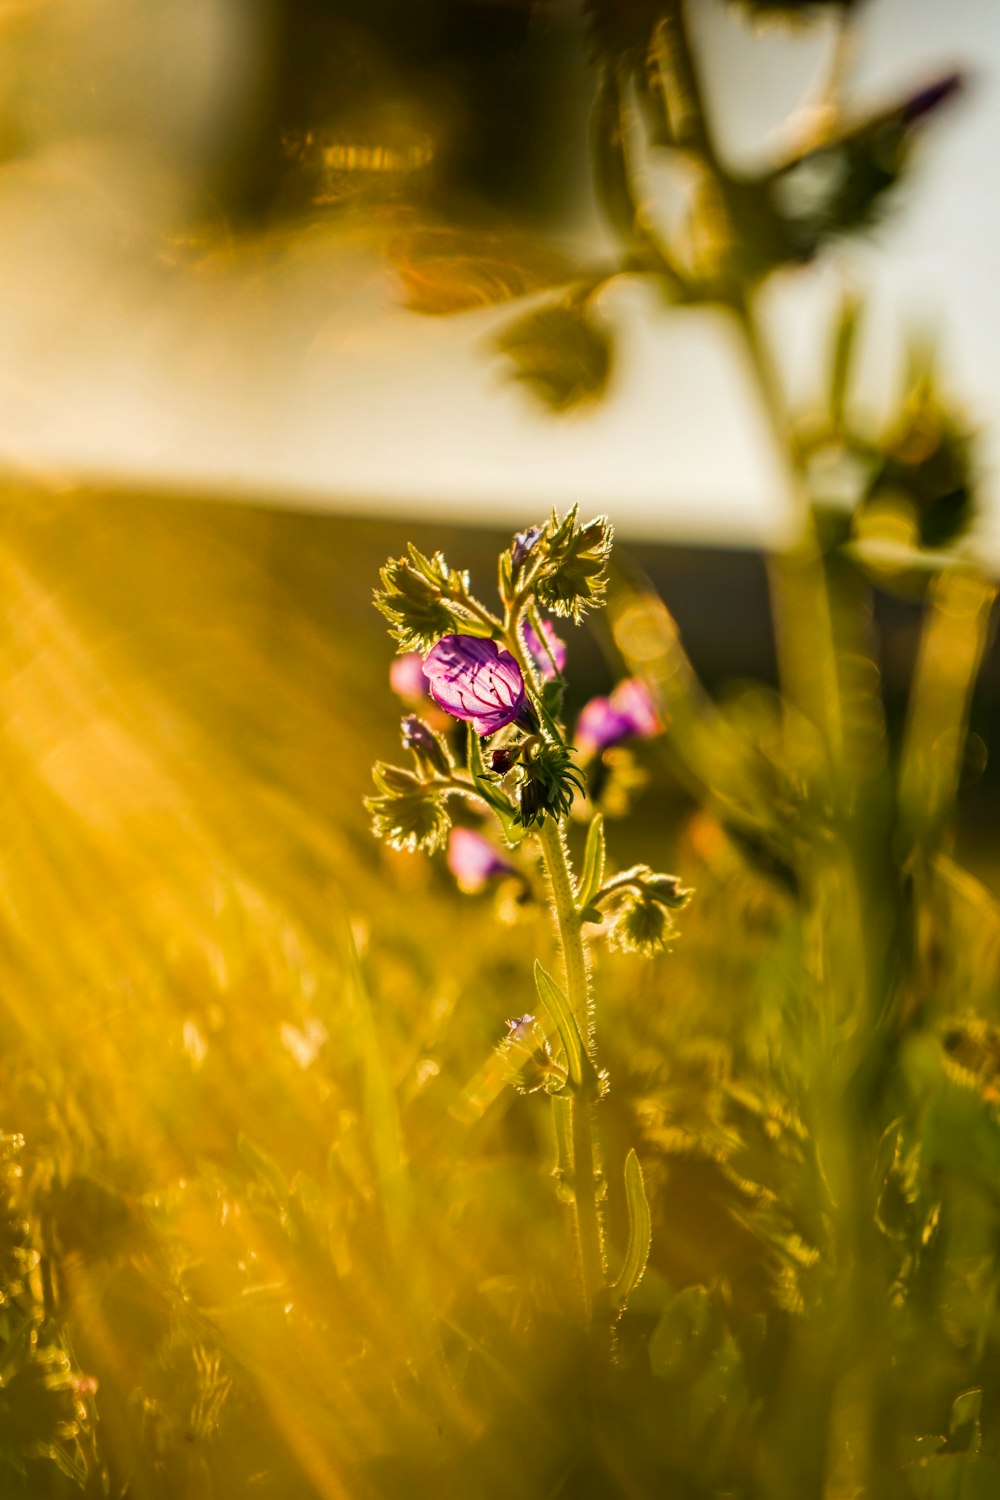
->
[2,482,1000,1498]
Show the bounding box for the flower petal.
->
[423,635,526,735]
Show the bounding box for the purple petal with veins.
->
[423,635,526,736]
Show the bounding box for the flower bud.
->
[514,740,587,827]
[610,893,670,956]
[645,874,693,910]
[534,507,614,623]
[366,761,451,854]
[490,743,523,776]
[499,1014,560,1094]
[401,715,451,777]
[374,547,463,653]
[512,526,544,572]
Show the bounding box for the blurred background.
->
[3,5,1000,1498]
[0,0,998,554]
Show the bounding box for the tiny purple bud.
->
[575,677,663,757]
[422,634,527,737]
[900,71,964,126]
[447,827,513,893]
[522,618,567,682]
[512,526,543,569]
[401,714,449,776]
[390,652,429,702]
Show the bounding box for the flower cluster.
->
[369,513,689,959]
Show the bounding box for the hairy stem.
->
[537,817,605,1322]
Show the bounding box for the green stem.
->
[504,605,563,741]
[537,818,606,1321]
[735,294,845,769]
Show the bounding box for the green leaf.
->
[576,814,606,910]
[949,1389,982,1456]
[337,916,411,1257]
[830,289,862,427]
[534,960,586,1090]
[905,1455,1000,1500]
[609,1148,653,1309]
[591,68,640,245]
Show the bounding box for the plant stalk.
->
[537,817,606,1322]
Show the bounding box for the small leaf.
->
[949,1389,982,1456]
[576,814,607,910]
[830,290,862,428]
[534,960,586,1090]
[609,1149,653,1309]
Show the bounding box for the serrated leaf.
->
[609,1148,653,1309]
[576,814,607,910]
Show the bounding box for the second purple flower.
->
[423,634,527,737]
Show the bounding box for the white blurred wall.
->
[0,0,997,560]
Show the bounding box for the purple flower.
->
[575,677,663,757]
[390,652,429,702]
[522,618,567,682]
[512,526,543,569]
[447,828,513,893]
[423,635,527,737]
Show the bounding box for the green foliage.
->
[576,814,607,910]
[609,889,671,953]
[533,507,614,624]
[513,739,587,827]
[366,761,452,853]
[1,0,996,1493]
[374,545,471,653]
[608,1149,652,1309]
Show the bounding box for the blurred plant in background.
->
[1,3,999,1500]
